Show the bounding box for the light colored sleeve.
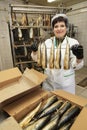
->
[70,57,84,70]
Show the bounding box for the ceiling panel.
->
[23,0,87,7]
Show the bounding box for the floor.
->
[75,66,87,98]
[0,66,87,124]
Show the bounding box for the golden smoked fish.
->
[37,43,42,66]
[64,43,70,70]
[20,102,42,128]
[49,40,54,69]
[41,43,47,68]
[55,44,61,69]
[21,13,28,26]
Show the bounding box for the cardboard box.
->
[0,117,22,130]
[1,68,87,130]
[70,107,87,130]
[3,88,48,121]
[0,67,22,88]
[52,90,87,130]
[3,90,87,130]
[0,67,47,108]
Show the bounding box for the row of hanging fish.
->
[19,95,81,130]
[12,13,49,41]
[37,40,70,70]
[12,13,51,27]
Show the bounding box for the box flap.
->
[52,90,87,107]
[70,107,87,130]
[23,68,47,85]
[0,68,47,108]
[0,117,22,130]
[0,67,22,88]
[3,88,48,121]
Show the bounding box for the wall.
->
[67,1,87,66]
[0,0,24,70]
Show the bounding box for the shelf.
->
[9,4,57,72]
[14,44,31,48]
[11,25,52,30]
[15,55,27,58]
[15,61,37,65]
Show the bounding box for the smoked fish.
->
[49,39,54,69]
[21,13,28,26]
[58,101,72,117]
[55,44,61,69]
[19,102,42,128]
[64,43,70,70]
[41,43,47,68]
[26,115,51,130]
[38,100,63,118]
[36,95,58,117]
[37,43,42,66]
[57,105,80,129]
[42,113,60,130]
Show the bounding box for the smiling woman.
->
[31,13,84,94]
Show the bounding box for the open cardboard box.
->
[0,67,47,108]
[0,67,87,130]
[0,116,22,130]
[2,89,87,130]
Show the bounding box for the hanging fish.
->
[49,39,54,69]
[11,12,22,40]
[23,42,27,56]
[30,28,33,38]
[45,14,50,26]
[37,43,42,66]
[57,105,81,129]
[41,43,47,69]
[64,42,70,70]
[19,102,42,128]
[16,22,22,39]
[55,44,61,69]
[11,13,16,25]
[36,15,43,26]
[21,13,28,26]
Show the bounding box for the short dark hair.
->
[52,16,69,28]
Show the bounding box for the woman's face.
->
[53,21,67,38]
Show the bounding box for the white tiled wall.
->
[67,1,87,66]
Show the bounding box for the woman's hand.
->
[71,44,83,59]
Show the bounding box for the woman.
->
[31,14,84,94]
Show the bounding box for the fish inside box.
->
[18,94,81,130]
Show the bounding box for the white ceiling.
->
[23,0,87,7]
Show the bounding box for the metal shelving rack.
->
[9,4,68,72]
